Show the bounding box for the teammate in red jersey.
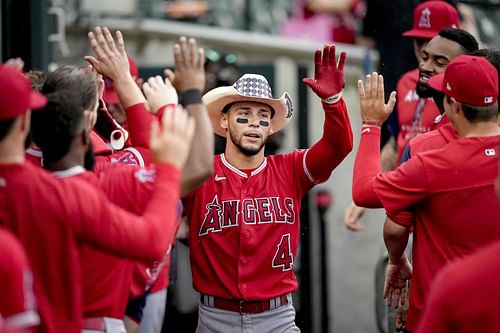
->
[344,1,465,231]
[415,239,500,333]
[0,63,194,332]
[0,227,38,333]
[381,47,500,332]
[182,44,353,332]
[352,55,500,332]
[416,139,500,333]
[29,32,211,332]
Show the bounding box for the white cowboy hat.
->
[203,74,294,137]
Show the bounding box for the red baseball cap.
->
[428,55,498,106]
[403,1,459,39]
[0,65,47,120]
[103,54,139,105]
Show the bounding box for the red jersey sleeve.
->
[95,164,155,214]
[69,164,180,262]
[124,103,154,149]
[352,126,383,207]
[0,228,39,329]
[373,155,430,217]
[305,99,353,184]
[353,126,431,215]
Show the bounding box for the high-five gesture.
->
[303,45,346,99]
[143,76,178,114]
[164,36,205,93]
[358,72,397,124]
[84,26,145,109]
[84,27,131,82]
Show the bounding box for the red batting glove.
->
[302,45,346,99]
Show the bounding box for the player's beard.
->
[229,128,267,157]
[84,142,96,171]
[416,81,434,98]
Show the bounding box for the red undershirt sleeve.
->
[304,99,353,184]
[352,126,383,208]
[353,126,431,215]
[124,103,154,149]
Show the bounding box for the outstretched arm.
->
[165,37,214,196]
[352,72,396,207]
[85,26,154,149]
[303,45,353,184]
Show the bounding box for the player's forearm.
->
[180,103,214,197]
[380,136,398,171]
[305,99,353,183]
[114,78,147,110]
[384,217,410,264]
[352,125,383,208]
[124,103,154,148]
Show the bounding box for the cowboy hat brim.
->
[203,86,292,137]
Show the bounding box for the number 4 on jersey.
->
[272,234,293,271]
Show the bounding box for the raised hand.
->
[358,72,396,124]
[84,26,131,82]
[143,76,178,114]
[150,106,195,168]
[344,202,366,231]
[303,44,346,99]
[164,36,205,93]
[4,57,25,71]
[384,255,412,308]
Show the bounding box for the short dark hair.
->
[31,90,86,163]
[447,95,498,123]
[0,119,16,141]
[439,28,479,53]
[27,70,47,92]
[42,66,98,111]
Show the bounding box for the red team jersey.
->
[184,152,314,300]
[416,241,500,333]
[408,122,457,159]
[0,162,180,333]
[353,129,500,331]
[53,164,165,319]
[396,69,440,160]
[184,100,352,301]
[0,227,38,331]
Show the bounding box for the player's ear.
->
[80,127,90,146]
[220,113,228,130]
[450,97,461,115]
[19,112,31,132]
[83,110,95,130]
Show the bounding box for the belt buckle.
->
[239,300,244,314]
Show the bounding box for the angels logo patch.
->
[418,8,431,28]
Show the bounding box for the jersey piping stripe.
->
[26,147,43,158]
[302,149,317,184]
[3,310,40,329]
[52,165,86,178]
[250,158,267,176]
[123,147,145,167]
[220,153,268,178]
[221,154,247,177]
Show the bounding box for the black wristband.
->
[179,89,203,106]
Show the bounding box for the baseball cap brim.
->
[29,91,47,110]
[428,74,445,93]
[402,29,438,39]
